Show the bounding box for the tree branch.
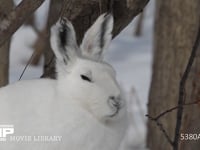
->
[147,115,174,146]
[61,0,149,43]
[146,100,200,148]
[0,0,45,47]
[147,100,200,121]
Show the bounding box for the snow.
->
[9,0,154,149]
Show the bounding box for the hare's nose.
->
[109,95,120,101]
[108,95,121,108]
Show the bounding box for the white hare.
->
[0,14,127,150]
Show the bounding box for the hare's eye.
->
[81,75,92,82]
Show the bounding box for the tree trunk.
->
[0,0,14,87]
[180,31,200,150]
[147,0,200,150]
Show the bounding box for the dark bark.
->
[61,0,149,44]
[0,42,10,87]
[0,0,14,87]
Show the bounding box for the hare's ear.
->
[80,14,113,61]
[50,18,78,68]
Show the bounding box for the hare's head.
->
[50,14,124,122]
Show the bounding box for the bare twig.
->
[0,0,45,47]
[146,99,200,148]
[173,25,200,150]
[148,100,200,121]
[19,52,36,80]
[147,115,174,146]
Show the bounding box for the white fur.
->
[0,14,127,150]
[80,14,113,60]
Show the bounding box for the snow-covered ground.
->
[9,1,154,149]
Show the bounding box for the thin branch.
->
[19,51,36,80]
[173,25,200,150]
[147,115,174,146]
[147,100,200,121]
[146,99,200,148]
[0,0,45,47]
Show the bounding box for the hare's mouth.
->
[107,98,121,117]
